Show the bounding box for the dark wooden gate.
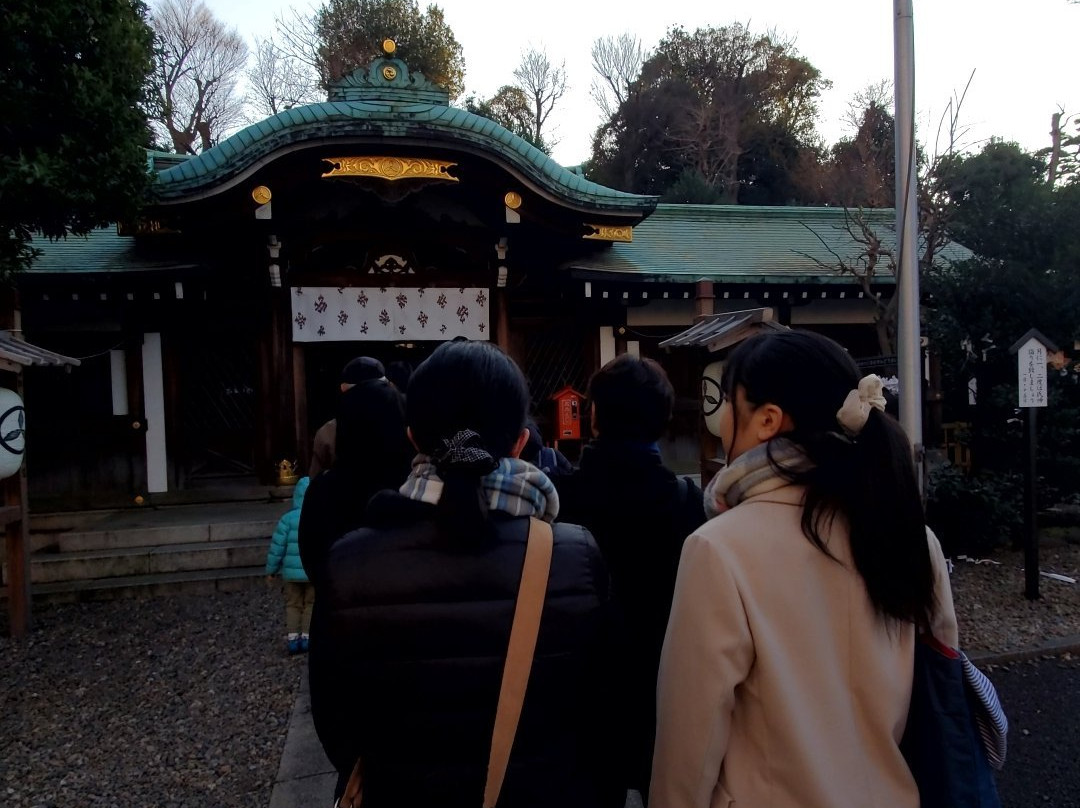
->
[175,332,258,482]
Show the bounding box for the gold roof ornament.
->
[583,224,633,243]
[504,191,523,210]
[382,39,396,55]
[252,185,272,205]
[322,156,459,182]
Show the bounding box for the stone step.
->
[8,538,270,585]
[25,566,267,604]
[27,500,288,554]
[52,519,277,554]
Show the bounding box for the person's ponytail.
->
[844,411,935,627]
[430,429,499,545]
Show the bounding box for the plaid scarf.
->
[400,456,560,522]
[704,437,812,518]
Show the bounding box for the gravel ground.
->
[2,537,1077,808]
[0,585,301,808]
[950,536,1080,654]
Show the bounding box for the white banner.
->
[291,286,490,342]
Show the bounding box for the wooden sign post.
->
[1009,328,1057,601]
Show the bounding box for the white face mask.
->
[701,360,726,439]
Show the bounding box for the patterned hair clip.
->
[432,428,498,475]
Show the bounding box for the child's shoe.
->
[299,634,310,653]
[287,634,301,655]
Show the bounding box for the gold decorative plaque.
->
[382,39,396,55]
[583,224,633,243]
[321,156,459,182]
[252,185,272,205]
[503,191,523,210]
[382,65,398,80]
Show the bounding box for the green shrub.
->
[925,464,1024,556]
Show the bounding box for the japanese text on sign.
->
[1017,339,1048,408]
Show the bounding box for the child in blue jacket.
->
[266,477,313,655]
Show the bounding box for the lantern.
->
[0,387,25,479]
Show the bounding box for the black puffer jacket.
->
[307,491,627,808]
[556,440,706,795]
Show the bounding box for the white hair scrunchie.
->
[836,374,888,437]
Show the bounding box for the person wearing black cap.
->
[309,356,388,477]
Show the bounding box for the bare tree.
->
[800,81,972,355]
[513,47,568,146]
[841,80,892,134]
[148,0,248,153]
[590,33,644,119]
[273,6,323,78]
[247,36,322,119]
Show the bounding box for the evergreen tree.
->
[0,0,155,277]
[316,0,464,99]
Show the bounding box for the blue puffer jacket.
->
[266,477,310,583]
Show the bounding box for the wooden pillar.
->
[256,306,275,484]
[4,373,30,638]
[292,345,309,475]
[495,289,511,354]
[270,290,296,477]
[694,280,716,320]
[162,339,183,491]
[124,336,146,496]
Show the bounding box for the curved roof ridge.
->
[153,101,656,215]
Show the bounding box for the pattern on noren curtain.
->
[291,287,490,342]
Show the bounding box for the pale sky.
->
[211,0,1079,167]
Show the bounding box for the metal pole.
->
[1025,407,1040,600]
[894,0,924,481]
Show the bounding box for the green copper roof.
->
[152,60,656,217]
[566,205,973,284]
[24,228,199,274]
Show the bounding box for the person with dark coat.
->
[309,356,389,477]
[306,340,626,808]
[556,353,707,801]
[298,373,413,576]
[520,419,573,480]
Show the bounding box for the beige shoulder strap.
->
[483,517,554,808]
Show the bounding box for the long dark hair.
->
[406,341,529,541]
[721,330,935,626]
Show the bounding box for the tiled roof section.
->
[25,229,199,274]
[659,309,788,351]
[566,205,973,283]
[152,102,657,215]
[0,332,80,367]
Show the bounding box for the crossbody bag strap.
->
[482,517,554,808]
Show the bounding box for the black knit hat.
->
[340,356,385,385]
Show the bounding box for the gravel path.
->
[950,538,1080,654]
[0,586,301,808]
[2,536,1077,808]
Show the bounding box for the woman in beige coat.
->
[651,330,958,808]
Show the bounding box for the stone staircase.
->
[4,500,291,602]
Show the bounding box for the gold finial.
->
[504,191,523,210]
[252,185,272,205]
[382,39,396,55]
